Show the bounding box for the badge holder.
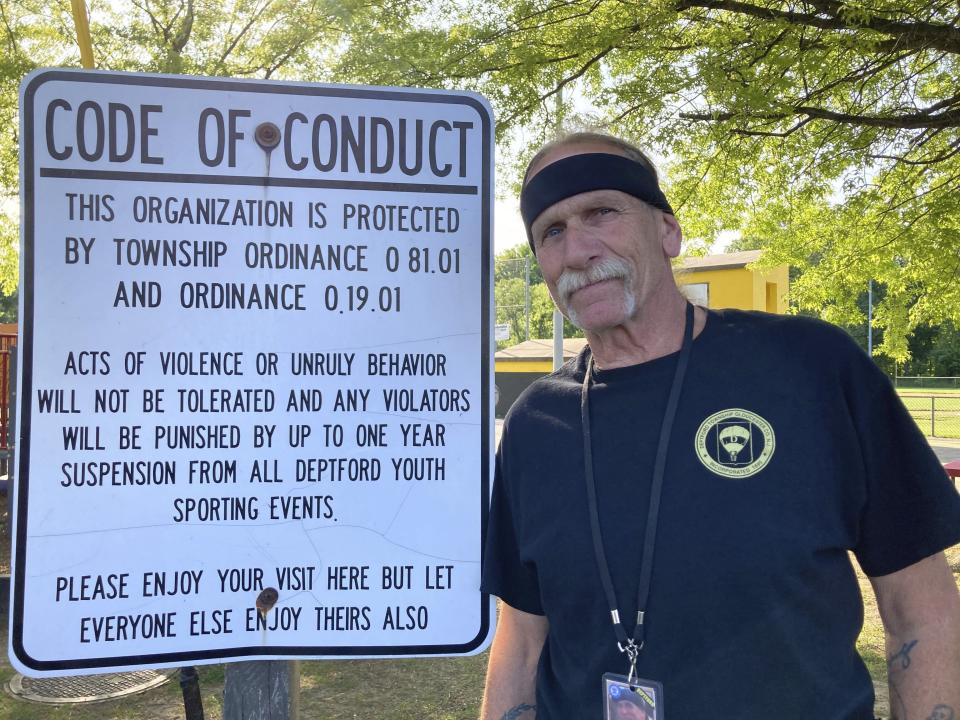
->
[602,673,664,720]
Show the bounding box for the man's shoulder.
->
[501,353,585,431]
[708,308,860,356]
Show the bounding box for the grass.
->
[0,502,490,719]
[0,635,487,719]
[0,455,956,720]
[3,544,959,719]
[896,392,960,440]
[0,649,226,720]
[896,387,960,396]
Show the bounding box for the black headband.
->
[520,153,673,252]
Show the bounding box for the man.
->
[480,132,960,719]
[610,693,651,720]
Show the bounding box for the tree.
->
[332,0,960,362]
[494,242,582,348]
[494,242,543,285]
[903,321,960,377]
[0,0,72,297]
[929,322,960,377]
[0,0,421,296]
[5,1,956,361]
[495,280,571,348]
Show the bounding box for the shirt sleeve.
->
[481,442,545,614]
[843,341,960,577]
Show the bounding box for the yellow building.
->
[675,249,789,313]
[495,338,588,375]
[494,339,587,416]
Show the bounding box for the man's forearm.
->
[480,650,538,719]
[493,703,536,720]
[872,552,960,720]
[480,604,546,719]
[885,622,960,719]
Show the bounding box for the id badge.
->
[602,673,664,720]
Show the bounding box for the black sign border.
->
[15,69,493,672]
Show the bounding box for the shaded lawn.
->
[0,628,487,720]
[0,544,956,719]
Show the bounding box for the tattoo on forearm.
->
[887,639,919,719]
[501,703,536,720]
[888,639,919,671]
[927,705,956,720]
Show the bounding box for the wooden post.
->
[180,666,205,720]
[223,661,300,720]
[69,0,95,69]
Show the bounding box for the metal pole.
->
[69,0,96,69]
[524,256,531,341]
[551,87,565,371]
[553,310,564,371]
[931,396,936,437]
[867,280,873,357]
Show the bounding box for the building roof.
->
[495,337,588,361]
[678,249,762,272]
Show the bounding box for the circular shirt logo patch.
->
[695,408,775,478]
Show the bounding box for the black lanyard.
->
[579,302,694,681]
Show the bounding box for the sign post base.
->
[223,660,300,720]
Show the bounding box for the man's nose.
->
[562,221,603,268]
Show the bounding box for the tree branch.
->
[440,52,581,81]
[796,104,960,128]
[681,99,960,129]
[799,51,917,106]
[263,30,322,78]
[504,45,616,126]
[731,116,814,137]
[511,0,604,34]
[169,0,193,54]
[869,144,960,165]
[217,0,273,69]
[746,27,789,67]
[134,0,169,43]
[675,0,960,54]
[0,2,20,54]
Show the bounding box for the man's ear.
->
[660,212,683,258]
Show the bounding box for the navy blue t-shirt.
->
[482,309,960,719]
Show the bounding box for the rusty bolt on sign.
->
[256,587,279,618]
[255,122,281,151]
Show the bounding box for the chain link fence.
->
[899,394,960,440]
[895,376,960,390]
[494,256,532,348]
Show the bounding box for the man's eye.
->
[594,207,615,216]
[540,226,563,243]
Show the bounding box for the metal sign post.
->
[13,70,494,680]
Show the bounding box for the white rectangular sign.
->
[13,69,494,675]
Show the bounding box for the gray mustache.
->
[557,258,632,303]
